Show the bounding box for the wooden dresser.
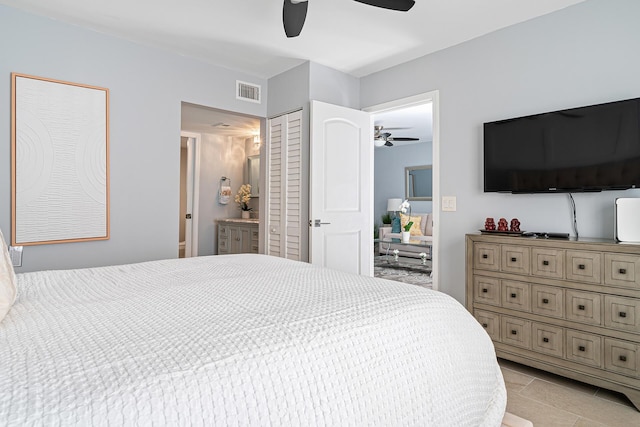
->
[466,233,640,410]
[217,219,259,255]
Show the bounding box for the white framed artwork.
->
[11,73,110,246]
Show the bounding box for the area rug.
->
[373,256,432,289]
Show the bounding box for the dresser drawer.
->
[566,290,602,326]
[566,330,602,368]
[604,253,640,290]
[219,225,230,238]
[605,338,639,378]
[474,243,500,271]
[475,310,501,342]
[532,322,564,358]
[566,250,601,284]
[501,316,531,349]
[473,276,501,306]
[531,248,564,279]
[502,280,530,312]
[501,245,530,275]
[604,295,640,333]
[531,284,564,318]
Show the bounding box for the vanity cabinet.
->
[466,234,640,410]
[218,219,259,255]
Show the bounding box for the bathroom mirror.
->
[247,155,260,198]
[405,165,432,201]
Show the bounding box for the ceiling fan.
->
[283,0,415,38]
[374,125,419,147]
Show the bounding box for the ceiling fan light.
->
[374,139,386,147]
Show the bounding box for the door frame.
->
[180,131,201,257]
[363,91,440,290]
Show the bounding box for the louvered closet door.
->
[267,110,303,261]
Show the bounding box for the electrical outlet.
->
[442,196,457,212]
[9,246,23,267]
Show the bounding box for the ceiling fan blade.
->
[353,0,415,12]
[283,0,309,38]
[388,137,420,141]
[384,140,394,147]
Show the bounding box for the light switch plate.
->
[9,246,23,267]
[442,196,457,212]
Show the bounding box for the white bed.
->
[0,253,506,426]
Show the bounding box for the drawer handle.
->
[542,298,549,304]
[511,257,517,262]
[482,254,488,259]
[482,323,488,328]
[482,288,488,293]
[578,345,586,352]
[511,330,517,335]
[543,260,549,266]
[619,312,627,318]
[578,304,586,311]
[578,264,586,270]
[619,268,627,274]
[543,337,549,343]
[620,355,628,362]
[510,293,517,298]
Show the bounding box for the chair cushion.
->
[400,213,423,236]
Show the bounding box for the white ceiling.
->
[6,0,584,143]
[1,0,586,79]
[181,102,261,138]
[373,103,433,148]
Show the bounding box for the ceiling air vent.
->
[236,80,261,104]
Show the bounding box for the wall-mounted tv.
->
[484,97,640,193]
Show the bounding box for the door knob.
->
[312,219,331,227]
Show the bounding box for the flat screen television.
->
[484,97,640,193]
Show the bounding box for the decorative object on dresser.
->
[217,219,258,254]
[466,233,640,411]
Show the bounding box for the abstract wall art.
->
[11,73,110,245]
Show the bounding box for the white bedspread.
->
[0,254,505,426]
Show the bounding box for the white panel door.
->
[310,100,372,276]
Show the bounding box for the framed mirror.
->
[405,165,432,201]
[247,155,260,198]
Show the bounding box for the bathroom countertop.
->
[217,218,260,224]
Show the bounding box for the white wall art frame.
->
[11,73,110,245]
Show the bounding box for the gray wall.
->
[374,143,433,226]
[0,5,267,272]
[361,0,640,303]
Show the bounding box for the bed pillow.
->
[0,228,17,323]
[400,213,423,236]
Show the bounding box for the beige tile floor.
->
[499,358,640,426]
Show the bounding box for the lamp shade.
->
[387,198,403,212]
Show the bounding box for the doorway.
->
[180,102,264,257]
[365,91,440,290]
[179,131,201,258]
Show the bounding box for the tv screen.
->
[484,97,640,193]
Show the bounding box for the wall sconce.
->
[253,135,261,148]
